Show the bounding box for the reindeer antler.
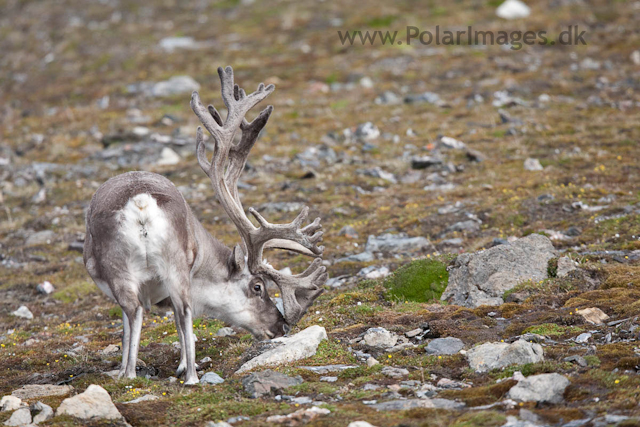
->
[191,66,327,325]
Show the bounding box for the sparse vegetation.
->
[384,258,449,303]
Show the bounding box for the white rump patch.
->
[119,193,174,304]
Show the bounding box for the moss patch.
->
[384,258,449,303]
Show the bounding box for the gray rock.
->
[425,337,464,355]
[404,92,443,106]
[524,158,543,171]
[348,422,377,427]
[55,384,123,420]
[508,373,570,403]
[216,327,236,337]
[372,398,464,411]
[4,407,31,426]
[381,366,409,379]
[358,167,397,184]
[200,372,225,385]
[338,225,358,239]
[557,257,578,277]
[205,422,233,427]
[298,365,357,374]
[496,0,531,19]
[158,36,206,52]
[375,91,402,105]
[11,306,33,320]
[362,328,398,349]
[123,394,159,404]
[354,122,380,141]
[1,396,23,411]
[411,156,443,169]
[236,326,327,373]
[320,376,338,382]
[405,328,422,338]
[31,401,54,424]
[365,233,433,254]
[441,234,557,308]
[447,220,480,233]
[12,384,73,400]
[36,281,55,295]
[563,355,587,367]
[358,266,390,279]
[156,147,181,166]
[25,230,55,246]
[335,251,375,263]
[575,333,592,343]
[241,370,303,398]
[151,76,200,97]
[467,340,544,373]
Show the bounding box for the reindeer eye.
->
[253,283,262,293]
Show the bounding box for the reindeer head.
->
[191,66,327,337]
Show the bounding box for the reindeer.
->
[83,66,327,384]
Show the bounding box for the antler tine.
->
[193,66,327,326]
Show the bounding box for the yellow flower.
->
[615,379,620,384]
[162,392,166,396]
[275,293,280,297]
[438,356,442,359]
[388,355,392,359]
[70,375,73,378]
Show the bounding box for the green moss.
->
[52,281,97,303]
[384,259,448,303]
[548,257,559,278]
[523,323,584,337]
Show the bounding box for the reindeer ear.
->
[228,244,246,275]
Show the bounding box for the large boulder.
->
[441,234,557,308]
[508,373,570,403]
[236,325,327,373]
[467,340,544,373]
[55,385,123,421]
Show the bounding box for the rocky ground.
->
[1,0,640,426]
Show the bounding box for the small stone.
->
[205,422,233,427]
[31,401,54,423]
[372,398,464,411]
[151,76,200,97]
[101,344,120,355]
[496,0,531,19]
[575,333,592,343]
[405,328,422,338]
[55,384,123,420]
[362,328,398,349]
[266,406,330,424]
[157,147,181,166]
[25,230,56,246]
[200,356,212,363]
[320,376,337,382]
[576,307,609,325]
[236,326,327,373]
[381,366,409,379]
[564,355,588,367]
[216,327,236,337]
[425,337,464,355]
[4,407,31,426]
[367,357,380,367]
[123,394,159,404]
[632,51,640,66]
[1,396,23,411]
[36,281,55,295]
[507,373,570,403]
[242,370,304,398]
[348,422,377,427]
[524,158,543,171]
[466,340,544,373]
[11,306,33,320]
[557,257,578,277]
[200,372,225,385]
[339,225,359,239]
[411,156,442,170]
[298,365,357,374]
